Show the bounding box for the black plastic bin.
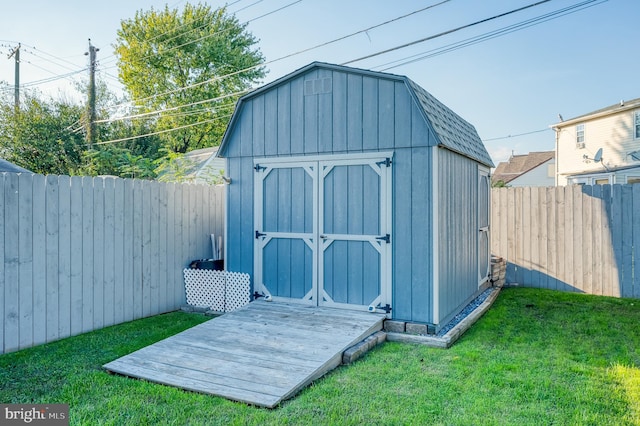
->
[189,259,224,271]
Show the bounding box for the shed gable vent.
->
[304,77,332,96]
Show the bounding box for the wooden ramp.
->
[103,300,385,408]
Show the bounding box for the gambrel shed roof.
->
[219,62,493,167]
[407,80,493,167]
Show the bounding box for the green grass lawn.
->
[1,288,639,425]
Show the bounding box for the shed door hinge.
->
[376,158,392,167]
[376,233,390,244]
[377,303,392,314]
[255,230,266,239]
[254,164,266,172]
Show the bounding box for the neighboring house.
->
[552,97,640,185]
[218,61,494,333]
[0,158,32,173]
[184,146,225,183]
[492,151,555,187]
[159,146,225,183]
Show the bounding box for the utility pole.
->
[7,43,20,110]
[84,39,99,148]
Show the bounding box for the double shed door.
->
[254,153,392,312]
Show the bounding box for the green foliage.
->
[154,149,196,183]
[0,82,162,178]
[115,3,265,153]
[154,149,224,184]
[1,289,639,425]
[491,178,508,188]
[80,146,156,179]
[0,94,86,175]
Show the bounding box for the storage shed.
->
[217,62,494,332]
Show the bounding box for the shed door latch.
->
[376,234,390,244]
[255,230,266,239]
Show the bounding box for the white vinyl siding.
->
[556,107,640,185]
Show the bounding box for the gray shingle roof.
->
[407,79,493,167]
[0,158,32,173]
[492,151,555,184]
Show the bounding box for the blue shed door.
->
[253,153,392,313]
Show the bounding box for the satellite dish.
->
[594,148,603,163]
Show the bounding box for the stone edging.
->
[385,286,502,348]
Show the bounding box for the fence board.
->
[1,174,224,354]
[611,185,623,297]
[0,175,4,352]
[70,177,83,335]
[492,184,639,299]
[601,185,614,296]
[4,174,19,353]
[633,185,640,299]
[555,186,565,290]
[582,185,593,295]
[103,178,115,327]
[18,173,34,350]
[591,184,604,295]
[113,178,125,325]
[123,179,135,322]
[44,175,59,342]
[545,188,556,290]
[32,175,46,347]
[58,176,71,339]
[158,183,168,313]
[93,178,105,330]
[529,187,539,288]
[621,185,633,298]
[149,181,160,316]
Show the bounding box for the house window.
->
[627,176,640,184]
[576,123,585,148]
[635,111,640,139]
[594,178,610,185]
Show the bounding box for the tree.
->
[0,93,86,175]
[114,3,265,153]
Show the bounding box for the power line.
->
[94,115,231,146]
[232,0,264,14]
[20,68,86,88]
[100,0,294,66]
[483,128,550,142]
[376,0,605,71]
[98,1,452,115]
[93,0,598,146]
[341,0,553,66]
[93,88,248,124]
[131,0,303,64]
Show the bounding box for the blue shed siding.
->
[436,148,486,326]
[392,147,433,324]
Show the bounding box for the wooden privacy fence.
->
[491,185,640,298]
[0,173,224,354]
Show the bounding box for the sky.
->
[0,0,637,165]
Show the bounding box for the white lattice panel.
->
[183,269,250,313]
[224,271,251,311]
